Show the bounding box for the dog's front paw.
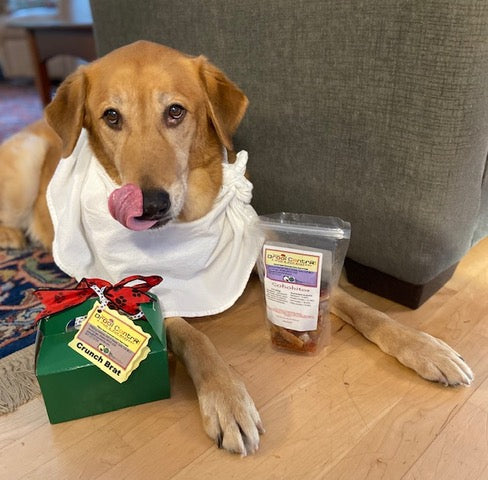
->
[0,226,26,249]
[197,374,264,456]
[395,331,473,387]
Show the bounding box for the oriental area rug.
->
[0,82,43,142]
[0,248,75,414]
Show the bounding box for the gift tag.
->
[68,301,151,383]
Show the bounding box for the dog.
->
[0,41,473,456]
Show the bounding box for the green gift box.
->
[35,293,170,424]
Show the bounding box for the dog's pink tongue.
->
[108,184,157,231]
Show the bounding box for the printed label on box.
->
[263,245,329,331]
[68,302,150,383]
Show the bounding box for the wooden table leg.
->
[25,29,52,107]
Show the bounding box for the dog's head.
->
[45,40,248,229]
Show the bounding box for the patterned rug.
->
[0,248,75,414]
[0,82,43,142]
[0,248,75,359]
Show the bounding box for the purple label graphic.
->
[265,265,318,287]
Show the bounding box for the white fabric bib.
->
[47,130,263,317]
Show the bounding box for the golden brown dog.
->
[0,41,473,455]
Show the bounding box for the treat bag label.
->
[68,301,150,383]
[263,245,329,331]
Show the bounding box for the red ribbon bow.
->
[34,275,163,322]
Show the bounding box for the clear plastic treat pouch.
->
[257,213,351,354]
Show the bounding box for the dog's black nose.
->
[140,189,171,221]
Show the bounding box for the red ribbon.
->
[34,275,163,322]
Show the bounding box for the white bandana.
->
[46,130,263,317]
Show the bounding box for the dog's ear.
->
[45,67,86,157]
[197,57,248,151]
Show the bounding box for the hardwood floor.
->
[1,239,487,479]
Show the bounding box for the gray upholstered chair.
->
[89,0,488,308]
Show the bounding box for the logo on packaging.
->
[265,247,321,287]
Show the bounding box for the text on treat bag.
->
[68,301,151,383]
[263,245,329,332]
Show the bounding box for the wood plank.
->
[170,336,415,480]
[322,305,488,479]
[404,375,488,480]
[0,397,45,450]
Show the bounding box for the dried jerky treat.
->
[269,296,330,353]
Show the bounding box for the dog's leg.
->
[165,316,264,455]
[29,182,54,249]
[0,128,48,249]
[331,287,473,386]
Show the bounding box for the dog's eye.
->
[103,109,122,129]
[165,104,186,126]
